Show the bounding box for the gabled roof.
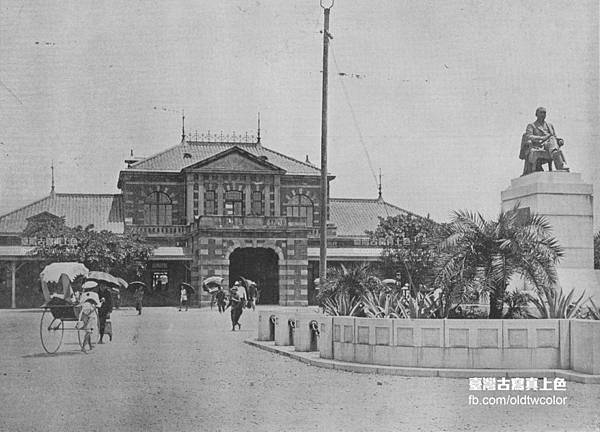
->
[0,194,124,234]
[329,197,420,238]
[126,141,321,176]
[183,146,286,174]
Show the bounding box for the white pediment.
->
[187,150,283,173]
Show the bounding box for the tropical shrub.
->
[529,286,587,319]
[448,305,488,319]
[436,206,563,318]
[361,291,404,318]
[503,290,533,319]
[585,298,600,320]
[320,291,362,316]
[316,263,383,308]
[398,291,443,319]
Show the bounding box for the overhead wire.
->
[330,44,390,218]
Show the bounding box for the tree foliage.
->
[26,219,152,280]
[368,213,441,294]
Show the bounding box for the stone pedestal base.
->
[501,172,593,268]
[501,171,598,299]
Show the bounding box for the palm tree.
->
[316,263,383,316]
[436,206,563,318]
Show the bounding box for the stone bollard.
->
[293,312,324,352]
[274,311,298,346]
[318,316,334,359]
[257,310,277,341]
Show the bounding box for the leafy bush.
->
[361,291,404,318]
[320,291,362,316]
[398,291,443,318]
[585,298,600,320]
[503,291,533,319]
[448,305,488,319]
[529,286,587,319]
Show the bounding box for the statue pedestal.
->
[501,171,599,298]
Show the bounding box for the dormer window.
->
[183,153,192,159]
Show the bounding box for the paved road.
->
[0,307,599,432]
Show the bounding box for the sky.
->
[0,0,598,229]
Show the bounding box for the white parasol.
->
[40,262,89,303]
[40,262,89,283]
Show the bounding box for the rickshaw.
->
[39,263,101,354]
[202,276,224,309]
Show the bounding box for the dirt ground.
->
[1,306,599,432]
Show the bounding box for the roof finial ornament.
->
[377,169,382,200]
[50,161,56,197]
[257,112,261,144]
[181,109,186,142]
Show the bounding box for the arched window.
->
[284,195,313,226]
[144,192,172,225]
[224,190,244,216]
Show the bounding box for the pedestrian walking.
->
[98,285,113,343]
[215,287,227,313]
[134,285,144,315]
[226,283,244,331]
[78,299,97,353]
[246,282,258,311]
[179,285,189,311]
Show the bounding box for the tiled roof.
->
[329,197,417,237]
[0,193,420,240]
[128,141,321,175]
[0,194,124,234]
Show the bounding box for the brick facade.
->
[118,144,323,306]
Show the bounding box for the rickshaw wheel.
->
[77,308,100,347]
[40,310,64,354]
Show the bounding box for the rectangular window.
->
[204,190,216,215]
[143,204,151,224]
[251,191,263,215]
[225,190,243,216]
[158,205,166,225]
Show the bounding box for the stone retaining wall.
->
[257,313,600,377]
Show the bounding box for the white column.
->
[245,175,252,215]
[186,173,194,224]
[274,175,281,216]
[263,184,270,217]
[217,176,224,215]
[198,176,204,216]
[11,261,16,309]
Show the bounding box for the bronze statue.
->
[519,107,569,176]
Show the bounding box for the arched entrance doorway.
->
[229,247,279,305]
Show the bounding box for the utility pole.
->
[319,0,334,285]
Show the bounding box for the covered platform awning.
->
[0,246,36,259]
[149,246,193,261]
[0,246,38,309]
[307,247,383,262]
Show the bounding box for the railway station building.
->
[0,133,418,307]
